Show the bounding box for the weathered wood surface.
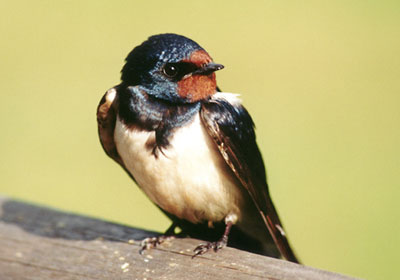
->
[0,196,358,280]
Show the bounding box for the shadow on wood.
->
[0,196,358,280]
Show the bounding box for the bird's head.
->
[121,33,224,103]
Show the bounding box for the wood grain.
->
[0,196,359,280]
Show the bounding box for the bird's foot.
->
[192,235,228,258]
[139,236,175,255]
[192,220,233,258]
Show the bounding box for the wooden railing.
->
[0,196,358,280]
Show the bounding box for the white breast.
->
[114,113,243,224]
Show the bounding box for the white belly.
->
[114,113,243,224]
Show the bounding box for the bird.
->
[97,33,299,263]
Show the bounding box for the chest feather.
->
[114,113,243,223]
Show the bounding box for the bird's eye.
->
[163,63,179,78]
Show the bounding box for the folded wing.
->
[200,93,299,263]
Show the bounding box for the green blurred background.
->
[1,1,399,279]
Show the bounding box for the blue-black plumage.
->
[97,33,299,263]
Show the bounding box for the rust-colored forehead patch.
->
[184,49,213,67]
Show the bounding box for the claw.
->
[139,236,175,255]
[192,220,232,258]
[192,238,228,258]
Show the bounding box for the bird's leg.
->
[192,220,233,258]
[139,222,177,254]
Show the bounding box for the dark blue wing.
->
[200,96,299,263]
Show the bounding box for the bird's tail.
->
[260,195,300,263]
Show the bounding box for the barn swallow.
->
[97,33,299,263]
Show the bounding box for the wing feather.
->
[97,87,125,166]
[200,93,299,263]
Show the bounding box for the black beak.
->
[193,63,224,75]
